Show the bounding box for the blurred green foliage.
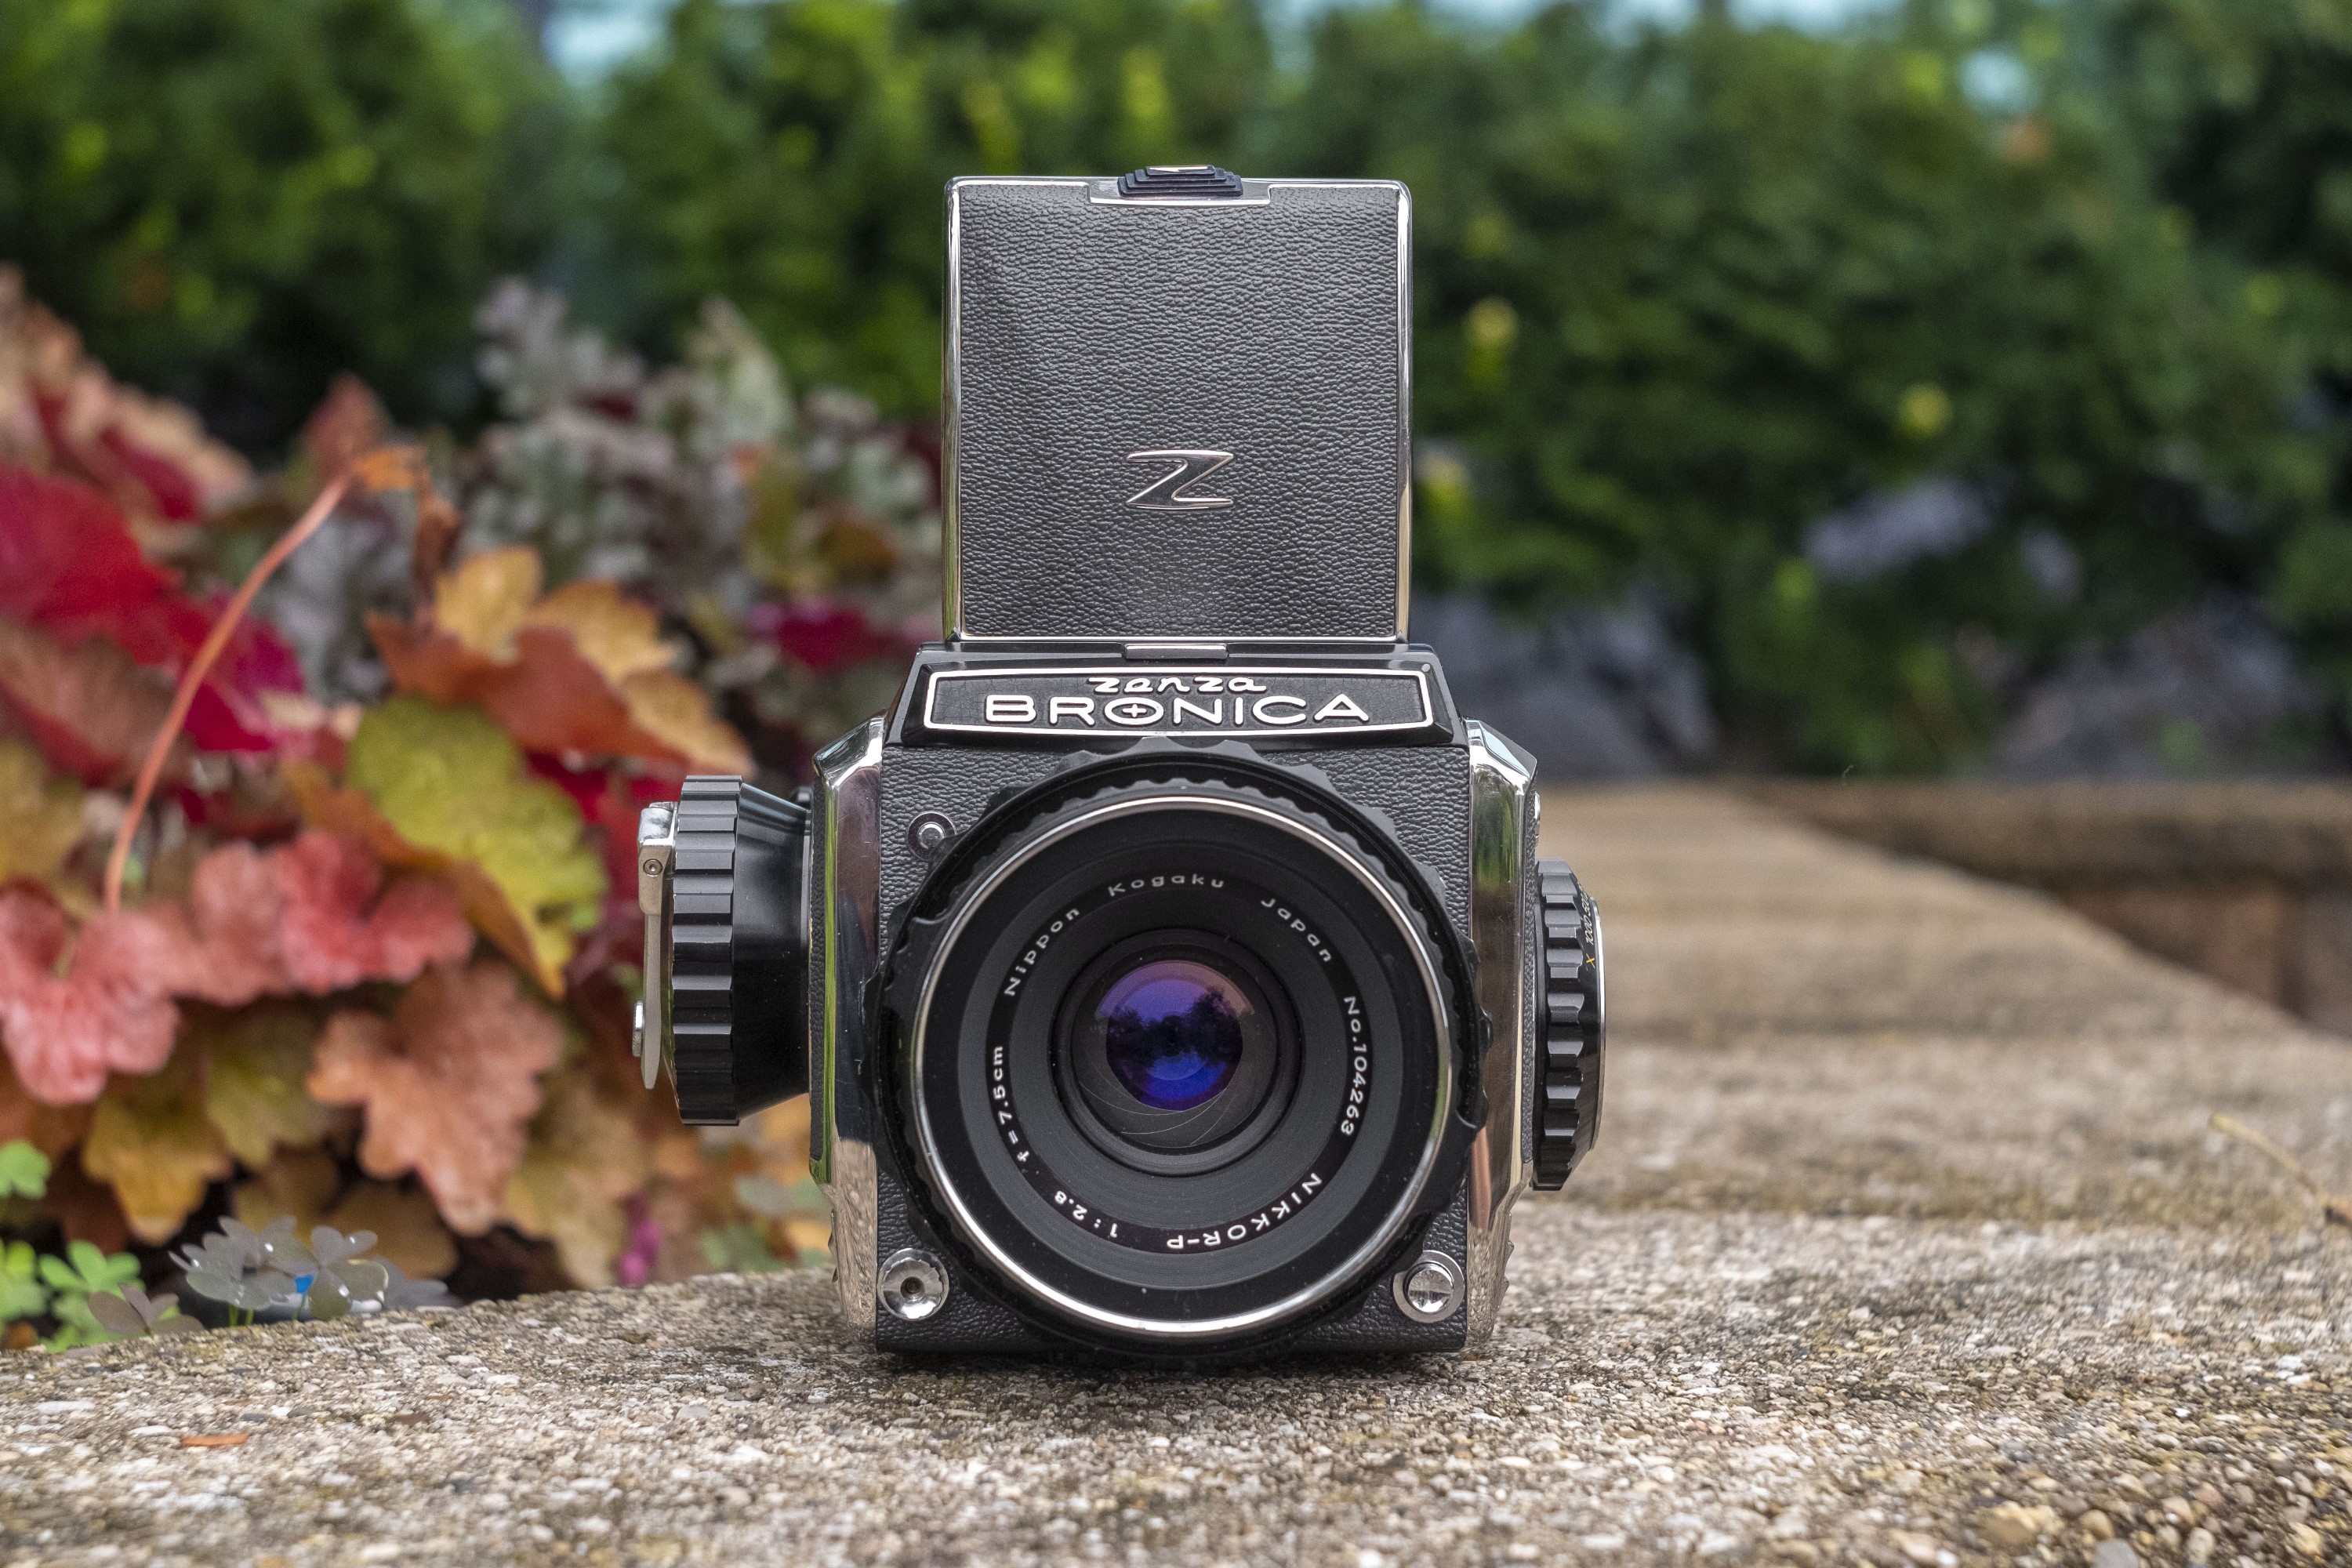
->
[3,0,2348,772]
[1277,1,2334,769]
[2089,0,2352,751]
[589,0,1272,416]
[0,0,565,452]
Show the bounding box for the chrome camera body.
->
[633,168,1605,1359]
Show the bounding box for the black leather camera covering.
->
[949,178,1409,643]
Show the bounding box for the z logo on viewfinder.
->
[1124,448,1235,511]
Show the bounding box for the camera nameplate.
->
[921,666,1436,741]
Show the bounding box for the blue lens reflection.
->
[1097,960,1250,1111]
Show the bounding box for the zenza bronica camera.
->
[632,166,1605,1359]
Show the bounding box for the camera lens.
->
[890,765,1467,1351]
[1100,960,1245,1110]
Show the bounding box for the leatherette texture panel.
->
[952,180,1406,641]
[872,1165,1050,1353]
[877,743,1472,946]
[1287,1190,1470,1353]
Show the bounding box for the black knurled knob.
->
[1531,860,1604,1189]
[667,776,809,1126]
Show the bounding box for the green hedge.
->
[0,0,564,451]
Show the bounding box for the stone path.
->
[3,788,2347,1567]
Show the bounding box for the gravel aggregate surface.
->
[4,787,2347,1566]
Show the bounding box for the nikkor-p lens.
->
[887,762,1469,1351]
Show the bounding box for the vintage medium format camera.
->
[631,166,1606,1359]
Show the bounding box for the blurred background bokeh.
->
[9,0,2350,781]
[1,0,2347,1333]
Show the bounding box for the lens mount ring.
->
[896,775,1461,1347]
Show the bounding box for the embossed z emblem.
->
[1124,448,1234,511]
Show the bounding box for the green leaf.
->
[197,1005,336,1167]
[303,696,605,993]
[38,1240,139,1297]
[304,1275,350,1322]
[0,1140,49,1200]
[0,1241,45,1322]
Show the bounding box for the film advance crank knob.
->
[633,776,809,1125]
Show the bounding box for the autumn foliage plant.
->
[0,268,936,1345]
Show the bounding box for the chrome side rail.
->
[1463,721,1539,1346]
[810,717,886,1334]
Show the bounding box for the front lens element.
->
[1098,960,1250,1110]
[1058,932,1295,1169]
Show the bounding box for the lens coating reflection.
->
[1098,960,1251,1110]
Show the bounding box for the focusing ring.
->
[1531,860,1604,1189]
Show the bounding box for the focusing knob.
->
[644,777,809,1125]
[1531,861,1604,1189]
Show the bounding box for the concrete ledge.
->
[5,788,2347,1566]
[1749,782,2352,1032]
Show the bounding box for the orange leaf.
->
[524,579,674,681]
[501,1062,649,1287]
[307,960,562,1233]
[368,547,749,773]
[327,1179,456,1280]
[82,1053,230,1243]
[178,1434,248,1449]
[230,1145,339,1235]
[0,1050,91,1158]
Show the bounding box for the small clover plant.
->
[41,1241,143,1349]
[83,1282,201,1340]
[0,1241,45,1324]
[0,1141,49,1200]
[176,1217,452,1323]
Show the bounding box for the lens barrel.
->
[883,758,1470,1349]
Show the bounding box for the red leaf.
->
[0,615,181,785]
[94,426,205,524]
[270,831,477,993]
[529,757,676,893]
[176,597,306,754]
[2,272,250,523]
[299,376,390,485]
[0,467,304,760]
[0,891,179,1105]
[750,599,914,676]
[0,467,177,637]
[87,833,475,1010]
[0,833,473,1105]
